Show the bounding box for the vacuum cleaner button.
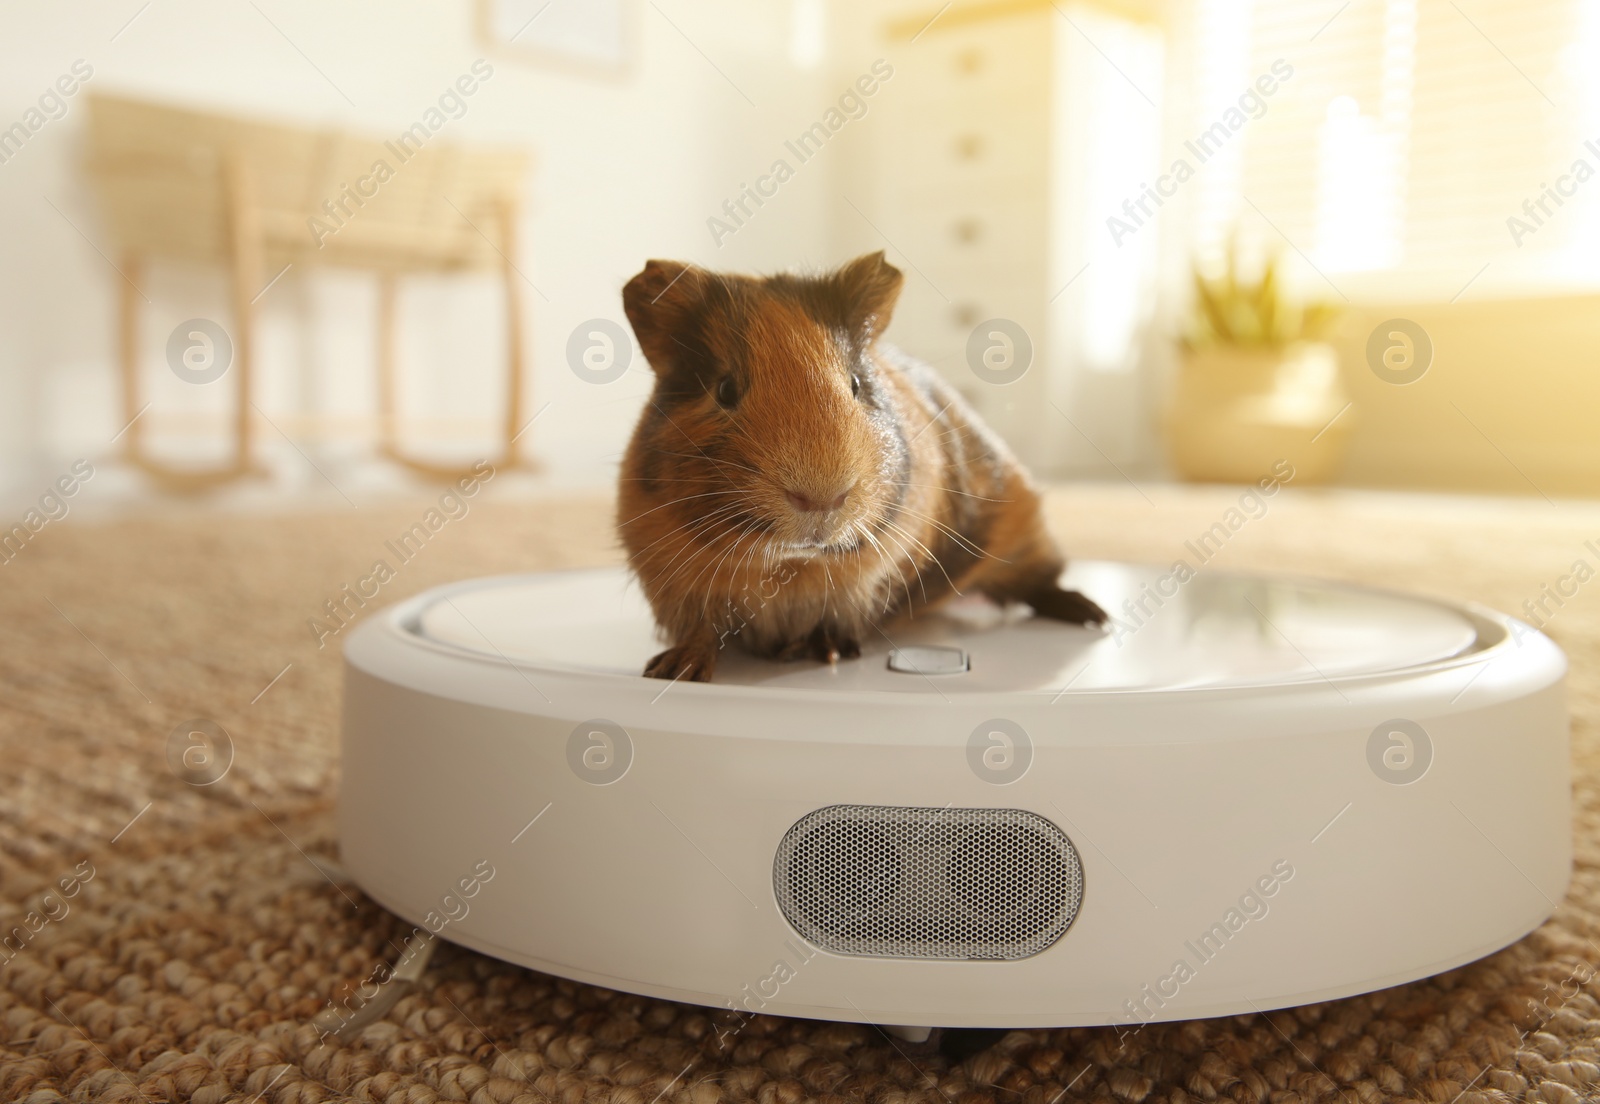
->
[887,646,969,675]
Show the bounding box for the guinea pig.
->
[617,250,1106,682]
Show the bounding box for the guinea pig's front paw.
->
[818,628,863,664]
[1029,585,1109,627]
[776,624,863,665]
[644,644,716,682]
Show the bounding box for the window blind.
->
[1177,0,1595,296]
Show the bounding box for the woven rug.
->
[2,485,1598,1104]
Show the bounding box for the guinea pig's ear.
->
[623,260,709,372]
[831,250,904,341]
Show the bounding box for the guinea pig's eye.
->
[715,376,739,408]
[850,372,862,398]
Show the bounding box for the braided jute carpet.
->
[3,483,1600,1104]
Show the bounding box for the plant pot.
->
[1162,342,1352,485]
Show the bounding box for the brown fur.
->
[617,251,1106,682]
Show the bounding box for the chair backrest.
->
[85,93,531,272]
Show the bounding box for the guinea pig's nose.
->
[785,486,851,513]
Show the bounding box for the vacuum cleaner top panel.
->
[412,562,1492,696]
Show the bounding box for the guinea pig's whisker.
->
[657,509,761,594]
[616,471,727,482]
[743,522,771,572]
[637,537,704,587]
[877,514,942,565]
[710,541,759,622]
[616,488,744,528]
[645,493,749,535]
[633,513,749,587]
[645,511,751,581]
[655,532,725,595]
[728,533,764,605]
[855,520,910,611]
[890,480,1011,505]
[628,500,749,564]
[694,521,761,604]
[888,504,997,562]
[699,522,767,609]
[849,516,887,562]
[867,521,924,608]
[875,526,923,612]
[615,475,729,491]
[642,445,760,477]
[880,517,960,599]
[883,521,953,588]
[733,523,770,588]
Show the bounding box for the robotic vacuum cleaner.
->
[337,562,1570,1030]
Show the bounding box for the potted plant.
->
[1163,246,1349,484]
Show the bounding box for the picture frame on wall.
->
[477,0,635,80]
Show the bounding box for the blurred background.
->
[1,0,1592,515]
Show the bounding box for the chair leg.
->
[222,151,260,476]
[376,272,400,460]
[496,196,530,468]
[118,252,146,461]
[375,271,492,481]
[116,242,257,492]
[375,198,537,483]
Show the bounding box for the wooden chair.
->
[85,94,534,488]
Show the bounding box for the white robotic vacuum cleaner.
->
[337,562,1570,1031]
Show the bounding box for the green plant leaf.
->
[1185,237,1342,354]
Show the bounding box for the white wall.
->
[0,0,849,505]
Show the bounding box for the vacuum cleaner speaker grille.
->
[773,805,1084,960]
